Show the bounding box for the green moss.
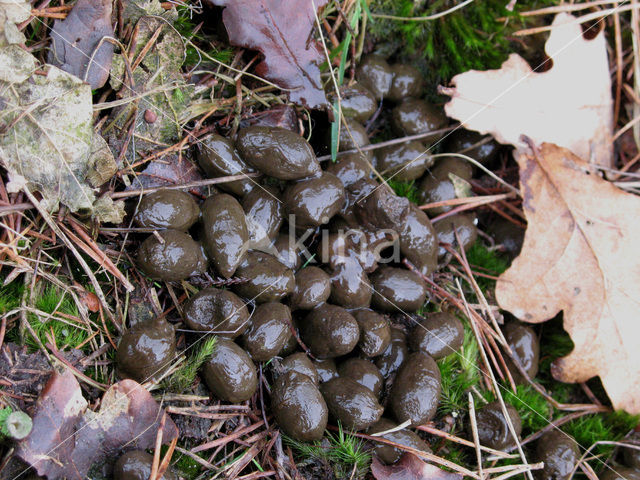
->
[466,242,509,276]
[5,284,91,351]
[162,335,216,392]
[367,0,555,86]
[0,281,23,315]
[438,323,480,416]
[387,178,421,204]
[167,448,209,480]
[284,423,371,479]
[173,5,233,67]
[501,384,551,434]
[464,242,509,291]
[0,407,12,437]
[564,411,639,460]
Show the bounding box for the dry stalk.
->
[193,420,266,453]
[456,279,533,480]
[468,393,484,479]
[148,413,166,480]
[416,425,513,458]
[21,187,118,325]
[343,429,479,478]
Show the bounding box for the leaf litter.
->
[104,0,196,191]
[495,142,640,414]
[1,2,640,480]
[16,369,178,480]
[0,0,30,45]
[213,0,330,110]
[444,12,640,414]
[0,45,123,221]
[371,454,463,480]
[48,0,114,90]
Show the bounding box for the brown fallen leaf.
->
[246,104,299,131]
[371,453,463,480]
[213,0,329,110]
[496,143,640,414]
[16,369,178,480]
[48,0,114,89]
[125,153,209,195]
[442,13,613,168]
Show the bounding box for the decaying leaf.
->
[16,369,178,480]
[121,0,164,24]
[442,13,613,168]
[92,195,127,223]
[0,343,83,411]
[86,131,118,187]
[0,0,31,45]
[371,454,463,480]
[48,0,115,89]
[125,152,212,195]
[76,287,100,312]
[213,0,329,110]
[496,143,640,414]
[0,46,123,221]
[16,370,87,479]
[246,104,298,131]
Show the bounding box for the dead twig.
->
[109,173,261,199]
[334,427,480,478]
[192,420,265,453]
[316,126,457,161]
[468,393,484,479]
[416,425,513,458]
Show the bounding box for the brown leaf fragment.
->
[371,454,463,480]
[124,153,213,196]
[245,104,298,131]
[48,0,114,89]
[16,371,178,480]
[15,369,88,479]
[496,143,640,414]
[75,379,178,458]
[77,288,100,312]
[213,0,329,110]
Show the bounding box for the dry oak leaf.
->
[442,12,613,168]
[371,454,463,480]
[16,369,178,480]
[496,143,640,414]
[213,0,329,110]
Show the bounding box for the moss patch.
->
[367,0,555,88]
